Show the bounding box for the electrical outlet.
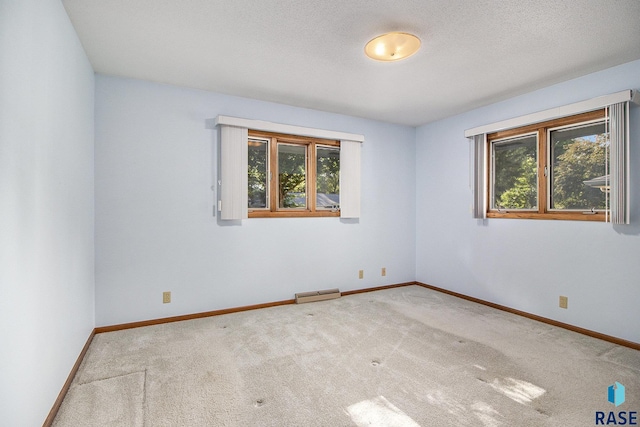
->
[381,267,386,276]
[358,270,364,279]
[163,291,171,304]
[559,295,568,309]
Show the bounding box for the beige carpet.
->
[53,286,640,426]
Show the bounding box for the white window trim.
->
[209,116,364,143]
[464,90,638,138]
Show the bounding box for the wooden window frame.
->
[486,109,607,221]
[248,130,340,218]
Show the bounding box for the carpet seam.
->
[74,370,147,387]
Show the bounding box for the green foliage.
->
[494,141,537,209]
[552,135,608,209]
[493,133,608,211]
[248,142,268,208]
[279,148,306,208]
[316,148,340,195]
[499,156,537,209]
[247,142,340,209]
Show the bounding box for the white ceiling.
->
[62,0,640,127]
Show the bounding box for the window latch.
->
[543,166,548,177]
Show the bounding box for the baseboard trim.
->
[341,282,416,296]
[414,281,640,351]
[95,299,298,333]
[42,329,96,427]
[95,282,418,334]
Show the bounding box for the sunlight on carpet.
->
[490,377,546,405]
[347,396,420,427]
[470,401,503,427]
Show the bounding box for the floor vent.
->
[295,288,341,304]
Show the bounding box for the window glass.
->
[485,109,608,221]
[248,138,269,209]
[491,134,538,210]
[550,122,608,210]
[278,143,307,209]
[316,146,340,210]
[247,130,340,217]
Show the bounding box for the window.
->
[215,115,362,221]
[247,130,340,218]
[491,133,538,211]
[549,121,608,211]
[248,138,269,209]
[467,91,632,224]
[487,110,608,221]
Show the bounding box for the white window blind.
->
[219,125,248,220]
[470,134,487,219]
[340,140,361,218]
[608,102,630,225]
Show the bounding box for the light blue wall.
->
[0,0,95,425]
[416,60,640,343]
[94,75,417,326]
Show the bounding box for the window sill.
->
[248,210,340,218]
[486,211,606,222]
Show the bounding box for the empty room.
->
[2,0,640,426]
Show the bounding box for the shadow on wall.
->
[613,224,640,236]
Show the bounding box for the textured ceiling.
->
[62,0,640,126]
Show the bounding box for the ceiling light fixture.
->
[364,32,421,62]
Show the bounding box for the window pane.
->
[550,122,608,210]
[248,138,268,208]
[278,143,306,208]
[316,146,340,210]
[492,135,538,210]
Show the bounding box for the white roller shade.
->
[340,140,361,218]
[219,125,248,220]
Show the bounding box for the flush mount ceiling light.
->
[364,32,421,62]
